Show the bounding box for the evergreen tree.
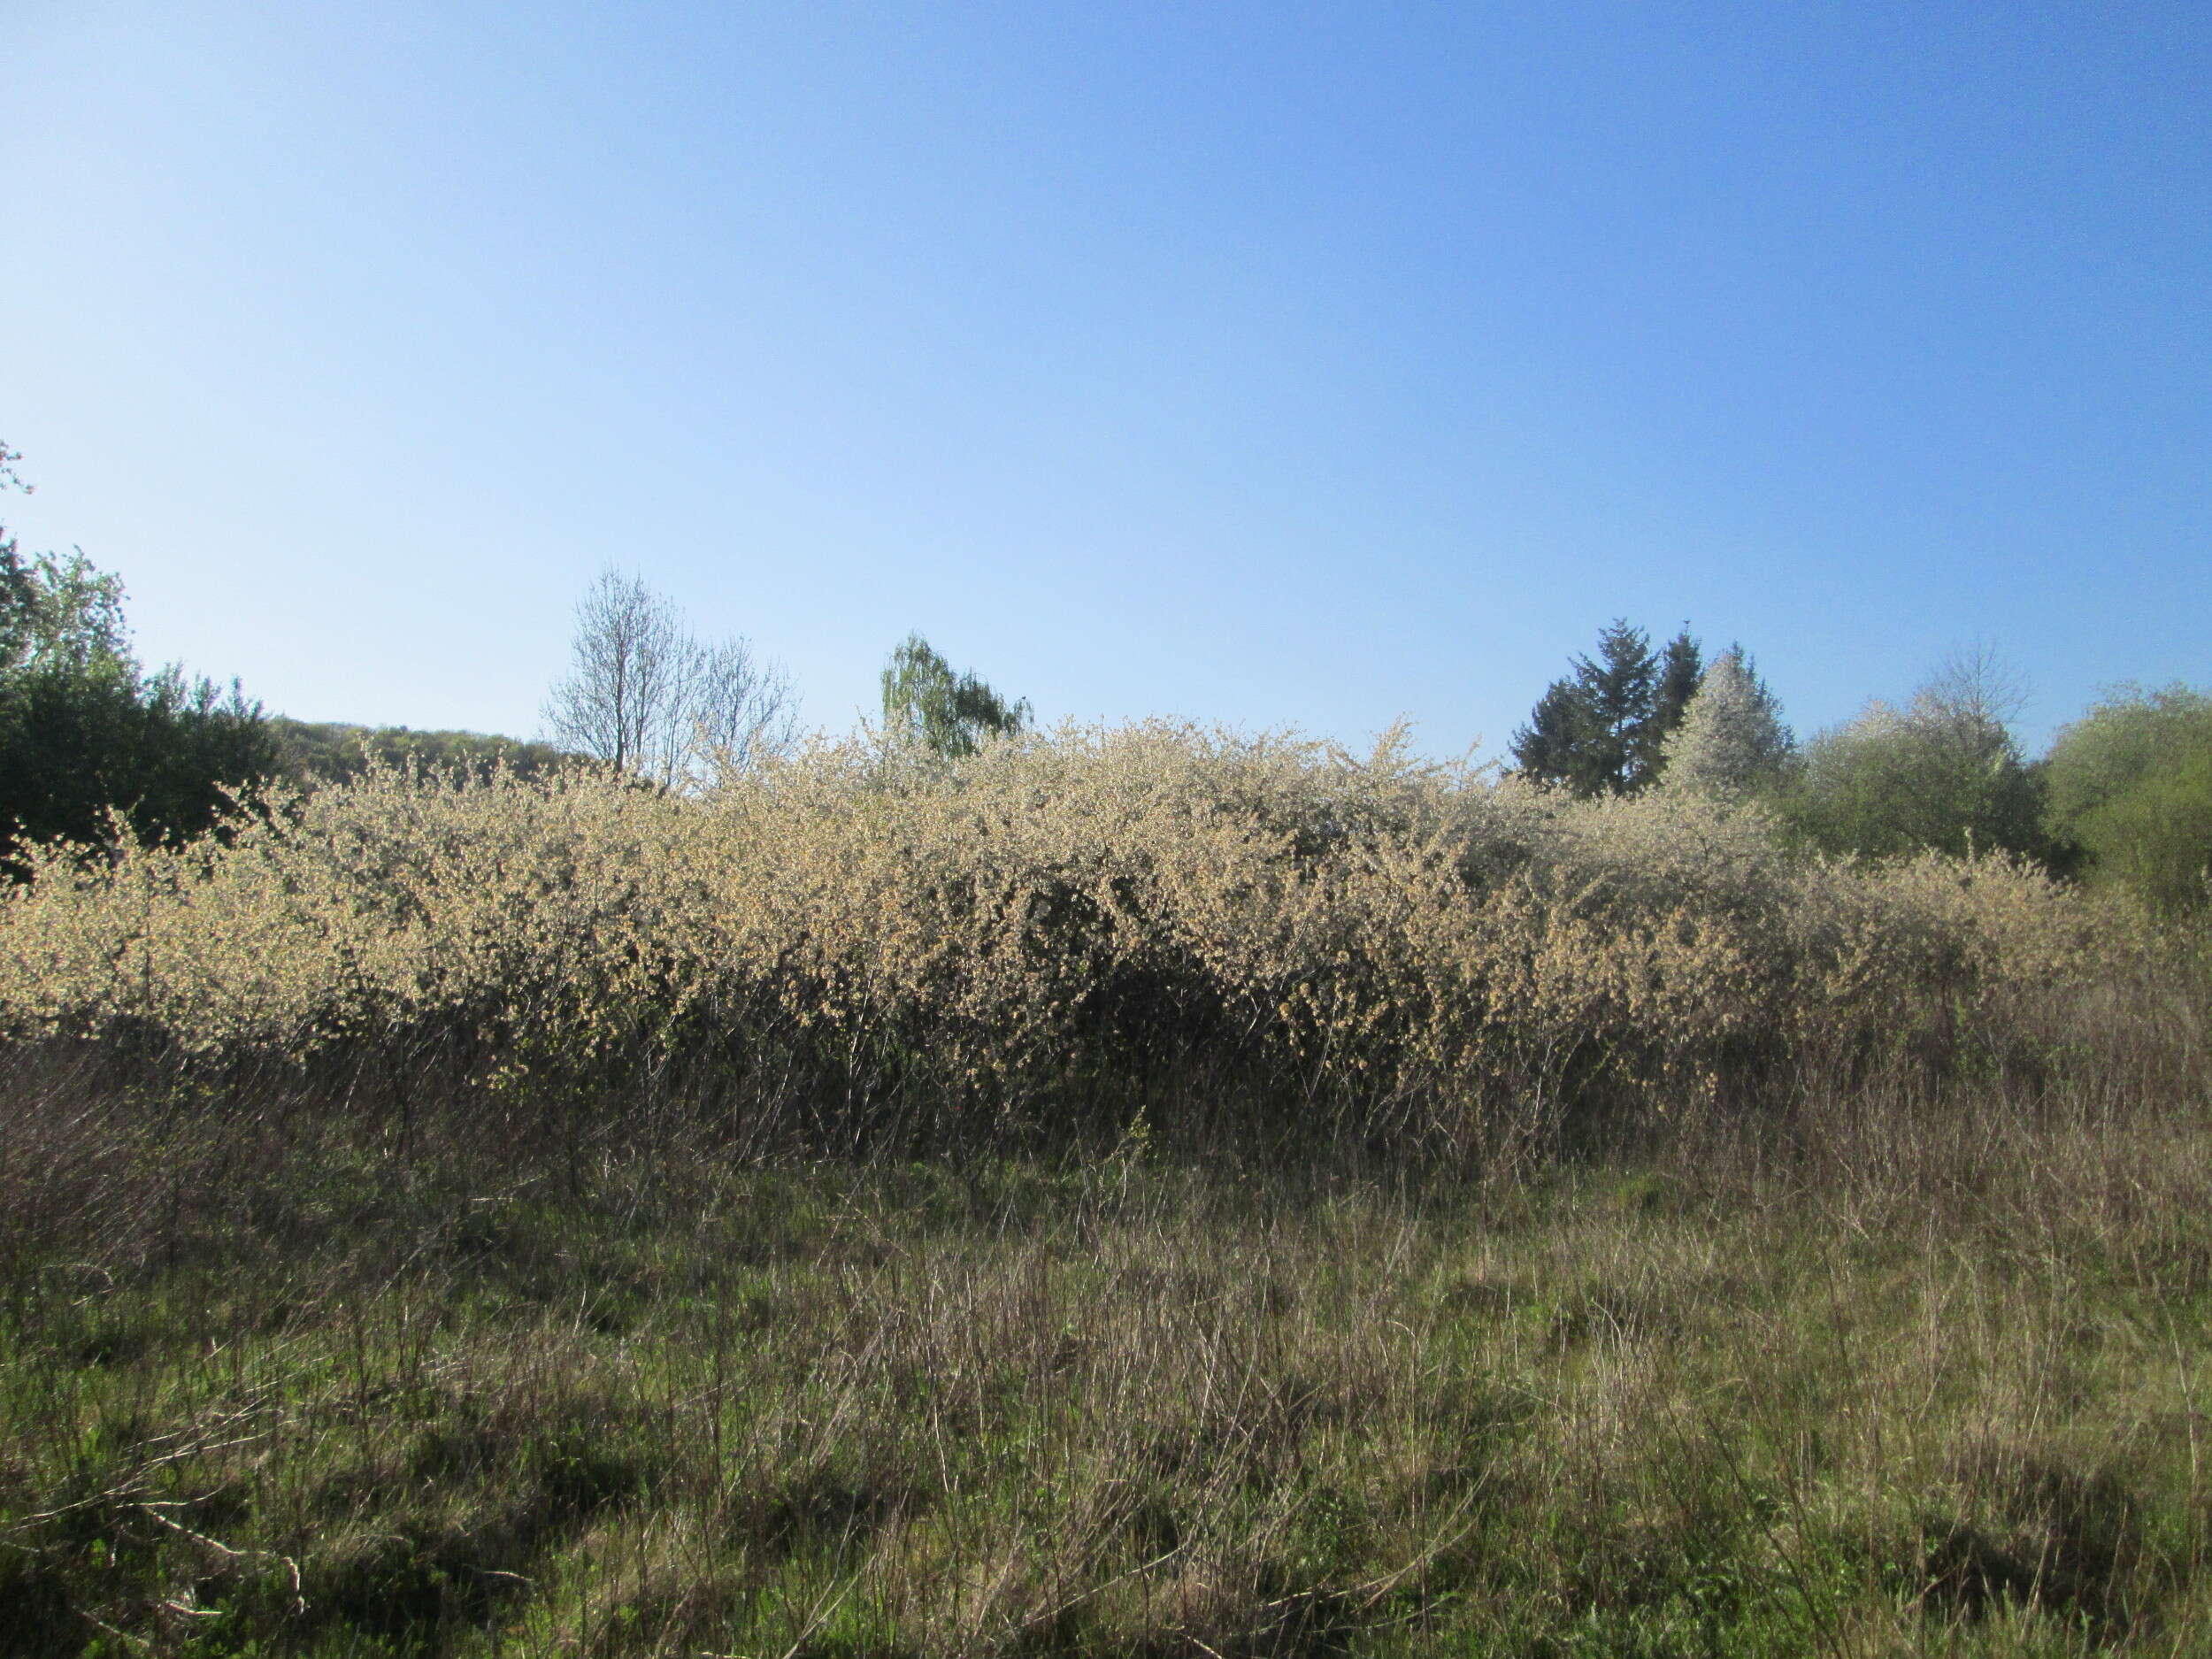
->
[1578,619,1657,794]
[1643,627,1705,780]
[1511,619,1678,796]
[1510,680,1592,791]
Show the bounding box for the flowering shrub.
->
[0,722,2138,1148]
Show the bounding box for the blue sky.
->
[3,1,2205,757]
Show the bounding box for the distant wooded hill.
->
[269,718,577,785]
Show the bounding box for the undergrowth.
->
[0,731,2204,1654]
[0,1056,2207,1655]
[0,725,2170,1156]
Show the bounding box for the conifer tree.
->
[1510,680,1592,791]
[1512,619,1682,796]
[1643,627,1705,779]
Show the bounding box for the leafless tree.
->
[1916,643,2029,733]
[543,569,798,791]
[686,634,801,782]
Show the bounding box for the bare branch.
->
[544,569,799,790]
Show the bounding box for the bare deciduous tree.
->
[544,569,797,791]
[1916,642,2029,733]
[686,634,802,781]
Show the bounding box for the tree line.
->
[0,442,2202,915]
[1511,616,2210,913]
[0,443,273,869]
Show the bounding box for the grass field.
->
[2,741,2205,1654]
[3,1058,2207,1657]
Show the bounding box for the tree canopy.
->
[1656,649,1792,804]
[543,569,798,791]
[2043,684,2212,914]
[0,446,276,868]
[1510,621,1702,796]
[880,634,1030,758]
[269,718,576,787]
[1773,656,2042,862]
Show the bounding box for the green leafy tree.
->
[0,549,127,674]
[1775,653,2042,861]
[0,446,276,867]
[880,634,1030,758]
[1512,620,1701,796]
[0,626,275,864]
[2043,685,2212,914]
[0,442,44,670]
[0,666,270,850]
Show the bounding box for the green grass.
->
[1,1074,2208,1656]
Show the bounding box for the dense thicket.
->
[2044,684,2212,915]
[0,721,2201,1655]
[2,541,2204,1655]
[269,715,573,786]
[0,723,2146,1157]
[0,531,276,869]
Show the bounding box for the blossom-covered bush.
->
[0,722,2137,1150]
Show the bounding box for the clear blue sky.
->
[4,1,2205,757]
